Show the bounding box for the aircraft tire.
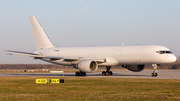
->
[102,71,113,76]
[102,71,106,76]
[151,73,158,77]
[76,72,86,76]
[82,72,86,76]
[154,73,157,77]
[151,73,154,77]
[109,71,113,75]
[75,72,79,76]
[80,72,83,76]
[106,72,109,76]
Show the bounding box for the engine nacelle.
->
[124,65,145,72]
[77,60,98,73]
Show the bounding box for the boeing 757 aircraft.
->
[6,16,177,77]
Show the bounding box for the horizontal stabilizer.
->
[5,50,39,55]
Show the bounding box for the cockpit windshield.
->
[157,50,173,54]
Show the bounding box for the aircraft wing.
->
[6,52,106,63]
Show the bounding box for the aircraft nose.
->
[169,55,177,63]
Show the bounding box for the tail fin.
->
[29,16,55,50]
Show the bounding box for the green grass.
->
[0,77,179,101]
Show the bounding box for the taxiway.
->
[0,70,179,79]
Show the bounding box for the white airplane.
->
[6,16,177,77]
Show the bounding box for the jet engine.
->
[123,65,145,72]
[77,60,98,73]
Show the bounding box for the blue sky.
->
[0,0,180,64]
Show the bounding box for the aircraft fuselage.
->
[33,45,176,66]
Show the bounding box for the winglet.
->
[29,16,55,50]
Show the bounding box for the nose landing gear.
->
[152,64,159,77]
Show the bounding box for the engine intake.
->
[77,60,98,73]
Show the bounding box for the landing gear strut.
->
[75,72,86,76]
[102,66,113,76]
[152,64,159,77]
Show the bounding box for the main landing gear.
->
[75,72,86,76]
[152,64,159,77]
[102,66,113,76]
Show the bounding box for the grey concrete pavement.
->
[0,70,179,79]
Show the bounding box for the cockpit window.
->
[166,51,172,53]
[157,50,173,54]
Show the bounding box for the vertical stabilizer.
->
[29,16,55,50]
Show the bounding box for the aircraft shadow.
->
[11,73,64,76]
[9,73,150,77]
[88,73,149,77]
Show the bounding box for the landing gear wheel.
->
[75,72,79,76]
[102,66,113,76]
[106,72,109,75]
[154,73,157,77]
[109,71,113,75]
[102,71,106,76]
[75,72,86,76]
[102,71,113,76]
[79,72,82,76]
[151,73,158,77]
[151,64,159,77]
[151,73,154,77]
[82,72,86,76]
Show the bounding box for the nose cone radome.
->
[169,55,177,63]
